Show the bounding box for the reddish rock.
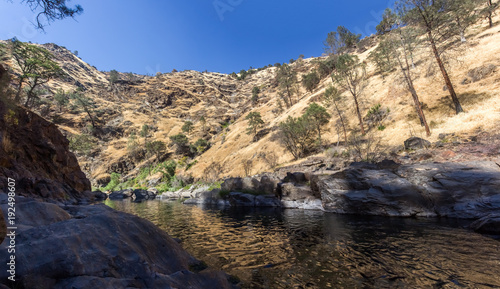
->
[440,150,457,159]
[0,102,91,202]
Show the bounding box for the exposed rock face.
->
[316,161,500,218]
[279,183,323,210]
[226,192,281,207]
[0,103,91,202]
[0,200,237,289]
[221,176,280,195]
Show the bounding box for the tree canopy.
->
[21,0,83,30]
[11,40,63,107]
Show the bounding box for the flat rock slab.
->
[315,161,500,219]
[0,201,237,289]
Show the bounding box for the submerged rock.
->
[469,215,500,235]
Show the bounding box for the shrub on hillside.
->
[103,172,121,192]
[69,133,95,156]
[278,116,316,159]
[302,71,321,93]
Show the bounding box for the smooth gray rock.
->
[228,193,256,207]
[280,183,323,210]
[255,195,281,207]
[316,161,500,218]
[258,175,280,195]
[0,202,237,289]
[221,176,279,195]
[281,183,319,201]
[0,199,71,229]
[108,189,133,200]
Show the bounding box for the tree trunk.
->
[85,109,96,129]
[15,79,24,103]
[24,78,39,108]
[427,31,464,114]
[487,0,493,28]
[399,31,431,136]
[285,84,293,106]
[408,83,431,136]
[333,100,348,144]
[352,93,365,134]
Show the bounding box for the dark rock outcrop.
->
[404,137,431,150]
[108,189,133,200]
[227,192,281,207]
[279,183,323,210]
[316,161,500,218]
[131,189,156,201]
[469,214,500,235]
[0,201,237,289]
[221,176,280,195]
[0,103,91,202]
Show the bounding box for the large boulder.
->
[280,183,323,210]
[221,176,280,195]
[258,175,280,195]
[228,192,256,207]
[315,161,500,218]
[0,103,91,202]
[0,202,237,289]
[131,189,156,201]
[404,137,431,150]
[108,189,133,200]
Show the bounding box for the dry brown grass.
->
[5,16,499,182]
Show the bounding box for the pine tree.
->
[11,40,63,107]
[304,103,330,144]
[275,64,298,107]
[397,0,465,114]
[245,112,264,136]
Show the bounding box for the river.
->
[105,199,500,289]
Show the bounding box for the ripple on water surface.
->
[106,200,500,289]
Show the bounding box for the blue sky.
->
[0,0,394,75]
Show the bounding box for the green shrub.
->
[69,134,95,155]
[103,173,121,191]
[208,180,223,191]
[301,70,321,92]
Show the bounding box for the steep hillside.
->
[1,14,499,187]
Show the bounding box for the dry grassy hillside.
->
[1,14,499,186]
[189,16,500,179]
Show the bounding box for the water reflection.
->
[105,200,500,289]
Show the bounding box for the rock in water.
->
[0,202,237,289]
[316,161,500,218]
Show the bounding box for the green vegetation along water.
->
[105,200,500,289]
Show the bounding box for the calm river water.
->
[105,200,500,289]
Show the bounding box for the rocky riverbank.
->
[0,196,238,289]
[158,160,500,235]
[0,103,239,289]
